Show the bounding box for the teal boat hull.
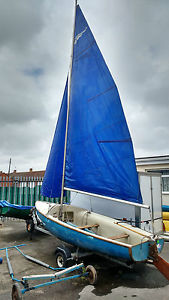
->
[37,210,164,264]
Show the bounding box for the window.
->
[147,169,169,193]
[162,176,169,193]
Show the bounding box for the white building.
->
[136,155,169,205]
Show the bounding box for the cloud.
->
[23,68,44,78]
[0,0,169,173]
[0,0,44,50]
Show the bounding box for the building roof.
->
[136,155,169,166]
[10,168,45,178]
[0,171,9,177]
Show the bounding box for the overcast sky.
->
[0,0,169,173]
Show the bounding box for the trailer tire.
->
[12,283,22,300]
[86,265,97,285]
[56,252,67,268]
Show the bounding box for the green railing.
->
[0,176,70,206]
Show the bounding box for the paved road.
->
[0,219,169,299]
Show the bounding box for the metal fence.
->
[0,175,69,206]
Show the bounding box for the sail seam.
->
[98,139,131,143]
[74,41,95,61]
[87,86,114,102]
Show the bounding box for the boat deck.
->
[45,203,151,247]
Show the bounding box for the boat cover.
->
[0,200,33,210]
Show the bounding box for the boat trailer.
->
[0,244,97,300]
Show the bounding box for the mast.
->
[59,0,77,217]
[8,158,11,175]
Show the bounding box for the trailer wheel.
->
[56,252,67,268]
[86,265,97,285]
[12,283,22,300]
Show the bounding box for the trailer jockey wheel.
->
[12,283,22,300]
[56,252,67,268]
[86,265,97,285]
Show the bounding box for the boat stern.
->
[155,237,164,254]
[131,237,164,262]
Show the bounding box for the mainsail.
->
[41,5,142,204]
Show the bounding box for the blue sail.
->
[42,5,142,204]
[41,79,68,197]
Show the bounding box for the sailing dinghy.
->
[0,200,33,220]
[36,201,163,263]
[36,2,169,278]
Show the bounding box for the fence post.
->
[2,176,5,200]
[8,176,11,203]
